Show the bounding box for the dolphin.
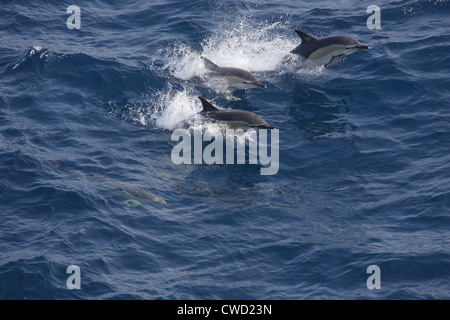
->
[44,160,167,206]
[201,57,267,92]
[290,30,370,67]
[110,181,167,206]
[192,97,275,130]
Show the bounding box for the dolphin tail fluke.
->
[198,97,219,113]
[201,56,221,72]
[295,30,316,43]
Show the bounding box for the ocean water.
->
[1,0,449,300]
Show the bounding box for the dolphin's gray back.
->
[218,67,259,82]
[202,57,221,72]
[202,57,258,82]
[206,109,270,127]
[290,41,317,58]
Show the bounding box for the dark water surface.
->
[0,0,449,299]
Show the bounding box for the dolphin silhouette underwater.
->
[186,97,275,130]
[290,30,370,67]
[45,160,167,207]
[201,57,267,92]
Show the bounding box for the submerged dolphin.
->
[290,30,370,67]
[192,97,275,130]
[45,160,167,206]
[201,57,267,92]
[110,181,167,206]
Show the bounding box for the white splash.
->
[154,86,200,130]
[161,19,299,82]
[142,17,323,131]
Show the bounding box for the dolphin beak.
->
[357,45,370,50]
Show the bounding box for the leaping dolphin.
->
[193,97,275,130]
[290,30,370,67]
[201,57,267,92]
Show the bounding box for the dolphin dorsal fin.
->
[201,56,220,71]
[198,97,219,113]
[295,30,316,43]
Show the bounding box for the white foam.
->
[202,22,297,72]
[162,44,206,81]
[151,84,200,131]
[161,19,299,82]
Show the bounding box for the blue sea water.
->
[1,0,449,300]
